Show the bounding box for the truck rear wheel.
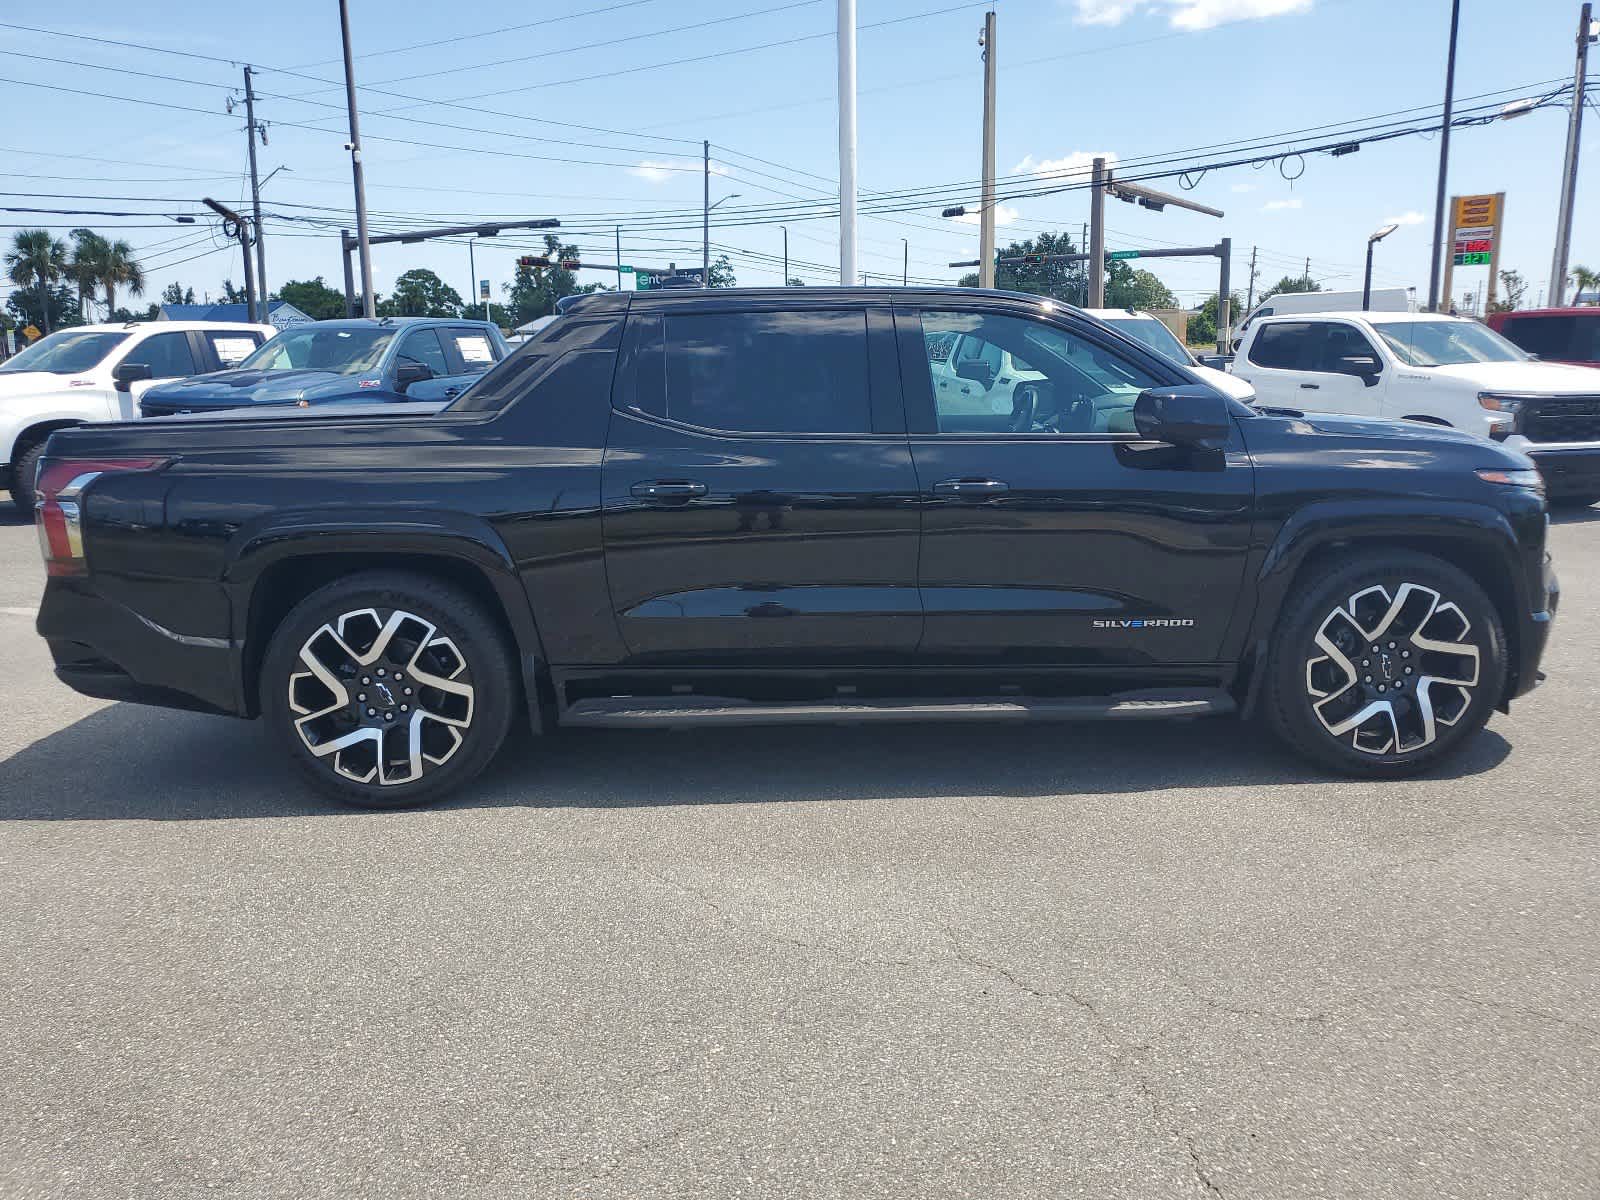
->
[1263,551,1507,777]
[260,570,517,808]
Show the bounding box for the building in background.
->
[158,301,312,330]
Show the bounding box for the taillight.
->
[35,457,167,577]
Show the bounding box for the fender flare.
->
[1236,497,1532,703]
[221,507,549,725]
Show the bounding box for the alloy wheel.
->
[287,607,475,786]
[1303,582,1481,756]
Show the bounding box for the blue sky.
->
[2,0,1593,314]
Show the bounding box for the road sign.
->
[478,279,490,300]
[1453,251,1492,266]
[1108,250,1141,260]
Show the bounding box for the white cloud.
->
[1074,0,1312,31]
[1230,182,1257,193]
[631,159,730,183]
[1382,210,1427,226]
[953,204,1021,227]
[1262,197,1303,212]
[1012,150,1117,180]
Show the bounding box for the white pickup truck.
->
[1233,310,1600,505]
[1,319,272,512]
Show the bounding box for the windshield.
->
[1372,319,1529,367]
[240,326,394,375]
[0,330,129,375]
[1102,316,1194,365]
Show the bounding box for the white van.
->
[1233,287,1413,351]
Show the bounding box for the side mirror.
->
[1338,354,1382,386]
[112,361,153,391]
[393,361,433,390]
[1133,385,1232,447]
[955,359,995,390]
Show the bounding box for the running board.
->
[561,689,1235,729]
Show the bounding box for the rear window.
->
[654,310,871,434]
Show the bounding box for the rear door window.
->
[655,309,871,434]
[206,330,264,368]
[1248,322,1321,370]
[446,327,500,374]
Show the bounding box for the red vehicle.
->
[1487,308,1600,369]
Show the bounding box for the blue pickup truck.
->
[139,317,509,417]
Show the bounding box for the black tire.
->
[1263,551,1506,778]
[11,441,44,515]
[260,570,518,808]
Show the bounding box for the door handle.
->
[933,478,1010,498]
[442,386,461,398]
[1299,382,1320,390]
[631,480,708,502]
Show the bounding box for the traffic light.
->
[559,259,581,271]
[517,255,550,269]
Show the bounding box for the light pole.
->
[902,238,909,286]
[703,193,740,286]
[1426,0,1461,312]
[1363,223,1400,310]
[780,225,788,284]
[1550,2,1595,306]
[338,0,375,318]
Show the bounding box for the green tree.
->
[160,281,196,306]
[1570,265,1599,303]
[708,253,736,288]
[274,277,348,321]
[504,235,595,324]
[1488,269,1528,315]
[1105,265,1177,311]
[220,279,246,304]
[378,268,464,317]
[7,283,79,333]
[958,231,1087,302]
[786,276,806,287]
[68,229,110,321]
[1187,291,1246,347]
[1258,273,1320,304]
[6,229,68,333]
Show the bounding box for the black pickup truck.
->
[33,287,1558,807]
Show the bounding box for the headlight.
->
[1478,393,1526,413]
[1475,467,1545,491]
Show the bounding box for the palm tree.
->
[1570,265,1599,306]
[95,239,145,317]
[68,228,110,322]
[5,229,67,333]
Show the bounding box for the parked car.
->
[1081,307,1255,401]
[1487,307,1600,369]
[137,318,509,418]
[35,287,1555,808]
[1,320,273,513]
[1233,287,1413,351]
[1232,311,1600,505]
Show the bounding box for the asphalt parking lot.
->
[2,502,1598,1200]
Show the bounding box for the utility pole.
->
[702,139,711,288]
[1088,157,1107,307]
[1080,220,1089,304]
[1245,245,1259,313]
[338,0,375,317]
[615,226,623,291]
[204,198,257,324]
[978,9,998,289]
[781,226,789,283]
[837,0,858,286]
[902,238,909,286]
[1427,0,1461,312]
[341,228,356,317]
[243,66,267,321]
[1304,256,1310,279]
[1550,2,1593,306]
[1217,237,1232,357]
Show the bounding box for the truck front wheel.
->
[260,570,518,808]
[1264,551,1507,777]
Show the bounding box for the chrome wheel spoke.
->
[290,605,475,787]
[1303,581,1481,756]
